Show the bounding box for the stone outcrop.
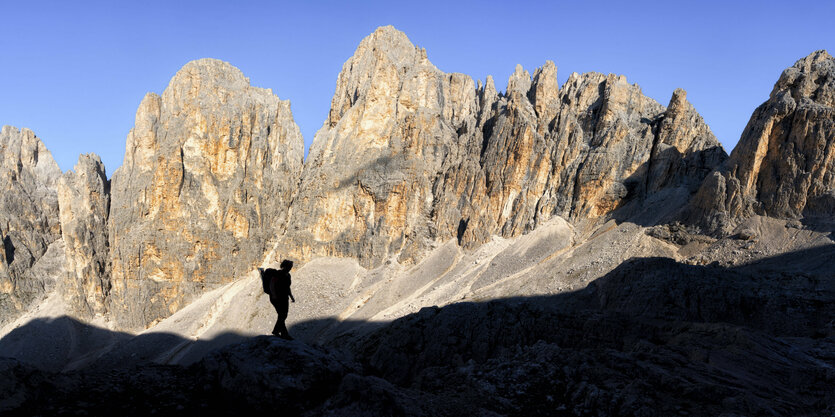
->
[0,126,62,325]
[108,59,304,329]
[57,154,111,318]
[279,26,726,268]
[690,50,835,232]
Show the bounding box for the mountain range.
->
[0,26,832,416]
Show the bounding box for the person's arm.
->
[288,287,295,303]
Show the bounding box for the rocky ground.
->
[1,234,832,416]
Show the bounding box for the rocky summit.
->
[0,26,832,416]
[0,126,63,327]
[279,26,726,269]
[108,59,305,330]
[690,50,835,233]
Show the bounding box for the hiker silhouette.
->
[260,260,295,340]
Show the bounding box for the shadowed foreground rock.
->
[2,248,832,416]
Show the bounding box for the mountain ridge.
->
[0,26,831,334]
[0,26,832,415]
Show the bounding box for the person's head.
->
[280,259,294,271]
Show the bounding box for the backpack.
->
[260,268,277,294]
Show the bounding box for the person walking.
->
[262,260,295,340]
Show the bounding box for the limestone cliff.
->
[108,59,304,329]
[279,26,726,268]
[691,50,835,232]
[57,154,111,318]
[0,126,63,325]
[279,26,481,266]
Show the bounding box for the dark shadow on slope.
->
[1,245,833,416]
[295,244,835,416]
[799,213,835,239]
[0,316,132,371]
[0,316,256,372]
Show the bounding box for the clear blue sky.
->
[1,0,832,175]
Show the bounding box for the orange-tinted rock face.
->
[108,59,304,330]
[278,26,725,268]
[690,50,835,232]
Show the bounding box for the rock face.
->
[280,26,726,268]
[108,59,304,329]
[57,154,111,318]
[691,50,835,232]
[0,126,62,325]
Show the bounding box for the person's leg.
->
[270,298,283,336]
[271,298,292,338]
[276,317,292,340]
[278,301,291,339]
[272,317,284,336]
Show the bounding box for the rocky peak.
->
[647,89,727,195]
[282,26,479,267]
[478,75,499,110]
[771,50,834,106]
[161,59,262,115]
[657,88,723,154]
[122,92,162,173]
[0,126,61,190]
[0,126,63,325]
[689,50,835,231]
[507,64,532,97]
[278,26,726,268]
[108,59,304,330]
[326,25,429,129]
[529,61,560,130]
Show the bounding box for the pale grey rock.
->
[0,126,62,326]
[57,154,111,318]
[108,59,304,330]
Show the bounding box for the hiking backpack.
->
[260,268,276,294]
